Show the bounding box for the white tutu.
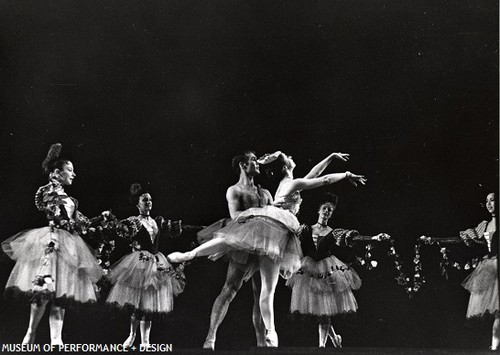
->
[462,256,499,318]
[212,206,302,278]
[2,227,103,305]
[106,251,185,322]
[286,255,361,317]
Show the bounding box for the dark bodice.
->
[120,216,165,255]
[34,179,104,234]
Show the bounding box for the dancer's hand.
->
[372,233,391,241]
[345,171,367,187]
[332,152,350,162]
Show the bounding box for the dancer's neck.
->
[238,172,255,187]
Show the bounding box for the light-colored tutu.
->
[286,255,361,317]
[462,256,499,318]
[196,218,232,245]
[212,205,302,279]
[2,227,103,305]
[106,250,185,321]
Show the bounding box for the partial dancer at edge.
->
[287,193,389,347]
[196,150,272,350]
[1,143,108,345]
[169,151,366,346]
[461,191,498,350]
[106,184,185,348]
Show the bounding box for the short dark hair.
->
[231,150,255,175]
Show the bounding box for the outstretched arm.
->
[303,152,349,179]
[287,171,366,192]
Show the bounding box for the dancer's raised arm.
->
[285,171,366,192]
[303,152,349,179]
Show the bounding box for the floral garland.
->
[354,238,425,296]
[419,236,479,279]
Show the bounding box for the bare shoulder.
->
[226,184,243,199]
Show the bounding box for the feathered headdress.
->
[42,143,62,174]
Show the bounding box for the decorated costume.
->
[287,226,361,317]
[106,215,185,322]
[2,179,104,307]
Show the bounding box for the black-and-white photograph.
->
[0,1,498,354]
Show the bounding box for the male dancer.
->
[200,150,273,350]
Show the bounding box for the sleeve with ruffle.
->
[459,220,488,245]
[331,228,360,247]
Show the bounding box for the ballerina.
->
[287,193,389,347]
[168,151,366,346]
[461,191,499,350]
[1,143,108,345]
[105,183,185,348]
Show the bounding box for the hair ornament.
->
[42,143,62,174]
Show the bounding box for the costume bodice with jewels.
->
[299,225,359,262]
[273,186,303,216]
[119,216,161,254]
[34,179,103,234]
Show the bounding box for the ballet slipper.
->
[329,333,342,348]
[202,339,215,350]
[123,334,136,348]
[22,331,35,345]
[167,251,195,263]
[264,329,278,347]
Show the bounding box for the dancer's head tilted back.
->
[258,151,295,181]
[42,143,75,186]
[232,150,260,177]
[317,193,338,223]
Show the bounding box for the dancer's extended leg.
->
[168,237,228,263]
[327,320,342,348]
[258,256,280,347]
[203,261,246,350]
[22,299,49,344]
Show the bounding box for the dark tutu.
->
[2,227,103,305]
[286,255,361,317]
[462,256,499,318]
[212,206,302,279]
[106,251,185,321]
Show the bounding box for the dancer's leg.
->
[168,237,228,263]
[258,256,280,347]
[140,319,152,346]
[318,322,329,347]
[327,319,342,348]
[251,273,266,346]
[49,305,65,346]
[22,299,49,344]
[203,261,246,350]
[491,316,500,350]
[123,314,140,347]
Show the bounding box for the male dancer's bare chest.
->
[240,190,266,210]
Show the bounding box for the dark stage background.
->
[0,0,498,351]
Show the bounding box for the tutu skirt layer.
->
[462,256,499,318]
[286,255,361,317]
[106,251,184,321]
[2,227,103,305]
[213,206,302,278]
